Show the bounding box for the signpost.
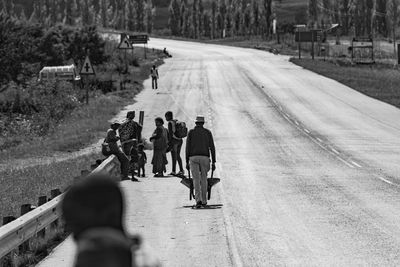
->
[295,29,322,60]
[80,55,95,104]
[129,35,149,59]
[351,37,374,64]
[118,35,133,76]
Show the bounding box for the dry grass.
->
[0,153,98,219]
[290,58,400,109]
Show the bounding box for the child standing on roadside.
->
[137,144,147,177]
[129,140,139,182]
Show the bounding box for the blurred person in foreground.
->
[62,175,161,267]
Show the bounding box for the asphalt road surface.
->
[39,38,400,266]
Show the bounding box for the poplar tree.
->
[135,0,145,32]
[308,0,318,28]
[389,0,399,52]
[375,0,388,36]
[211,1,217,38]
[145,0,153,33]
[169,0,181,36]
[127,0,135,31]
[100,0,108,28]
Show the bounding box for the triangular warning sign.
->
[80,56,95,75]
[118,36,132,49]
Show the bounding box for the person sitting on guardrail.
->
[62,175,161,267]
[105,122,130,180]
[186,116,216,208]
[119,111,143,156]
[149,117,168,177]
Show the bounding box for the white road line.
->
[304,128,310,133]
[331,148,340,155]
[377,176,394,185]
[351,161,362,168]
[337,157,355,168]
[279,106,283,111]
[294,121,299,125]
[316,138,323,143]
[215,162,244,267]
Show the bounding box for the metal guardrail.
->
[0,155,119,259]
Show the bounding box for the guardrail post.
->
[37,196,47,238]
[50,189,61,229]
[2,216,16,225]
[19,204,33,253]
[81,170,90,177]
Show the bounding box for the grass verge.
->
[290,58,400,109]
[0,153,99,219]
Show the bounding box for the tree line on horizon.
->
[168,0,274,39]
[0,0,155,33]
[168,0,400,41]
[309,0,399,39]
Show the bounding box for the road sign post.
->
[80,55,96,104]
[129,35,149,59]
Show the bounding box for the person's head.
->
[110,122,120,130]
[62,175,125,240]
[152,65,156,69]
[126,111,135,120]
[165,111,173,121]
[195,116,205,127]
[74,228,132,267]
[138,144,144,151]
[155,117,164,127]
[132,139,138,148]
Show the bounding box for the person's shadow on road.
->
[181,204,223,210]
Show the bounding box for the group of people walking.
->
[102,109,216,208]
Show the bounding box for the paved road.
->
[39,38,400,266]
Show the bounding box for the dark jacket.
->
[105,129,120,153]
[150,126,168,151]
[185,125,216,163]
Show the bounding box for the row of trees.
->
[309,0,400,38]
[0,0,155,33]
[169,0,274,39]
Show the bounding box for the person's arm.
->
[209,131,216,163]
[107,130,119,143]
[167,121,173,143]
[144,152,147,163]
[150,127,162,141]
[185,131,191,165]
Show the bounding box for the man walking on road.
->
[150,65,159,89]
[165,111,184,176]
[186,116,216,208]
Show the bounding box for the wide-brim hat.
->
[195,116,205,123]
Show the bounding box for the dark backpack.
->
[173,120,188,138]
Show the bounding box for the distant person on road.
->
[150,117,168,177]
[119,111,143,156]
[137,143,147,177]
[150,65,159,89]
[62,175,161,267]
[186,116,216,208]
[104,122,130,180]
[165,111,184,176]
